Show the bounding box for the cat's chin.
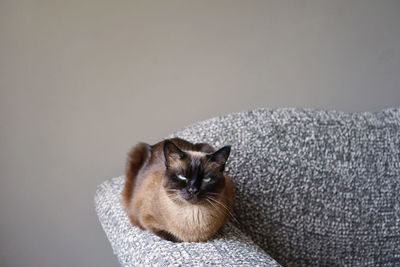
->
[177,193,206,205]
[185,198,202,204]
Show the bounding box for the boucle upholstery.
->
[95,107,400,266]
[95,177,280,266]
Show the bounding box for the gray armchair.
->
[95,107,400,266]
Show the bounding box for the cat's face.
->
[163,140,230,204]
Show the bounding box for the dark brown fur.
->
[122,138,234,242]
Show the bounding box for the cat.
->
[122,137,234,242]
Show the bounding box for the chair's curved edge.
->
[170,106,400,141]
[94,176,131,266]
[94,176,282,266]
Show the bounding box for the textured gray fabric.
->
[95,177,280,266]
[95,107,400,266]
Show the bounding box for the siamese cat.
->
[122,138,234,242]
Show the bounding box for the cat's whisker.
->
[166,188,181,195]
[205,199,225,218]
[211,200,232,220]
[167,193,180,198]
[197,207,200,225]
[169,196,182,202]
[207,192,231,202]
[207,192,231,198]
[205,197,231,219]
[212,198,236,221]
[166,193,182,202]
[166,189,180,193]
[206,196,240,225]
[206,193,232,205]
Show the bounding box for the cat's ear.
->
[207,146,231,169]
[164,140,187,168]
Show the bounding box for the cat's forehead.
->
[168,150,216,173]
[186,151,207,158]
[187,150,221,172]
[176,150,208,174]
[186,151,206,169]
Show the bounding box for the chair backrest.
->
[173,107,400,266]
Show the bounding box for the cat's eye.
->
[203,177,211,183]
[177,174,187,181]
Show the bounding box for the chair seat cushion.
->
[172,107,400,266]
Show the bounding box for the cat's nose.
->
[188,187,199,194]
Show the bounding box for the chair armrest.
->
[95,176,281,266]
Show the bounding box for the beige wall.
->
[1,1,399,266]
